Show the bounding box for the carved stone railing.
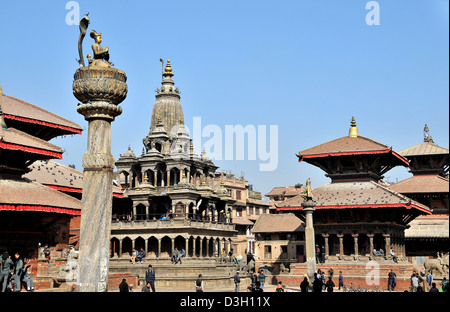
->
[111,218,235,231]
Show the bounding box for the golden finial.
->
[348,115,359,138]
[143,171,148,182]
[163,59,174,77]
[190,140,194,151]
[0,84,3,95]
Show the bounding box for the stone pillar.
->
[185,237,189,258]
[158,239,161,258]
[193,239,197,258]
[301,199,316,282]
[323,234,329,259]
[353,234,359,256]
[337,234,344,256]
[118,239,123,258]
[153,171,157,187]
[368,234,374,256]
[74,57,127,292]
[384,234,391,257]
[166,171,170,186]
[132,205,137,220]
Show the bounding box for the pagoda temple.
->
[389,124,449,258]
[277,116,431,263]
[0,87,82,258]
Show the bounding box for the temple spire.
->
[348,115,359,138]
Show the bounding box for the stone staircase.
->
[109,258,247,290]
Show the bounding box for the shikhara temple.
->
[109,60,268,288]
[277,116,432,263]
[0,87,82,258]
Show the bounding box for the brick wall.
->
[269,263,425,292]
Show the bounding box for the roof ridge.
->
[4,95,82,130]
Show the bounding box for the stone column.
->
[132,205,137,220]
[185,237,189,258]
[323,234,329,259]
[337,234,344,256]
[384,234,391,258]
[368,234,374,256]
[353,234,359,256]
[74,59,127,292]
[193,239,197,258]
[301,199,316,282]
[158,239,161,258]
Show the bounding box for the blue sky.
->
[1,0,448,198]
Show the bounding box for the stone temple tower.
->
[149,60,184,135]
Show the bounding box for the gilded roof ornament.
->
[348,115,359,138]
[163,59,174,77]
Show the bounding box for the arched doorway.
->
[148,236,158,257]
[161,236,172,258]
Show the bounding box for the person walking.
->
[388,269,397,291]
[13,252,23,292]
[1,252,14,292]
[195,274,204,292]
[325,276,335,292]
[251,272,257,290]
[338,271,344,290]
[315,245,320,264]
[234,271,240,292]
[119,278,129,292]
[426,271,433,291]
[312,272,323,293]
[21,259,34,292]
[145,264,156,292]
[258,269,266,290]
[300,275,309,292]
[411,273,419,292]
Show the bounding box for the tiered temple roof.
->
[276,116,431,262]
[1,86,83,257]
